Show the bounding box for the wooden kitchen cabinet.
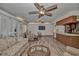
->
[56,33,79,49]
[56,16,77,25]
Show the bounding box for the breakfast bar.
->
[56,33,79,48]
[56,16,79,49]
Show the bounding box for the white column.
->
[20,23,24,37]
[16,22,24,41]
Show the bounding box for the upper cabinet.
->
[56,16,77,25]
[56,16,79,33]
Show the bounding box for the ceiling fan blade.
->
[29,11,39,14]
[34,3,41,11]
[46,5,57,12]
[46,12,52,16]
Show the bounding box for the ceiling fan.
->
[29,3,57,18]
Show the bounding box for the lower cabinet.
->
[56,33,79,49]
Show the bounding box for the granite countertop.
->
[56,32,79,36]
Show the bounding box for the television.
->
[38,26,45,30]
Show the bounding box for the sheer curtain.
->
[0,14,18,38]
[0,14,2,37]
[0,13,26,41]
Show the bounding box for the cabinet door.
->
[65,36,72,45]
[70,36,79,48]
[56,34,67,45]
[56,34,72,45]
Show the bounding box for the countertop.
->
[56,32,79,36]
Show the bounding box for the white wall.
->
[56,25,65,33]
[28,22,54,35]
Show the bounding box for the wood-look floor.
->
[21,36,66,56]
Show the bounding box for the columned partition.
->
[0,11,26,41]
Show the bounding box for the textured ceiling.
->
[0,3,79,22]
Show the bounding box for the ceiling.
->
[0,3,79,22]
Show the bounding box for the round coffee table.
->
[27,45,50,56]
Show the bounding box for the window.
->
[38,26,45,30]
